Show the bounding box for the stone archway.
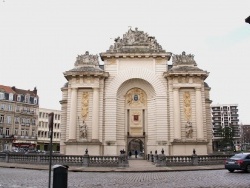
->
[127,138,145,159]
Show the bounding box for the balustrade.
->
[0,152,233,167]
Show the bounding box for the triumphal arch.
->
[60,28,213,156]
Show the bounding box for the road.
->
[0,168,249,188]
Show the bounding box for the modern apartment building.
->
[211,104,241,151]
[37,108,61,151]
[0,85,39,151]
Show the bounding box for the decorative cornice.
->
[100,52,172,61]
[59,99,67,104]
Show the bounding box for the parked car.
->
[225,153,250,173]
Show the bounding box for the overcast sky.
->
[1,0,250,123]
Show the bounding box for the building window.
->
[9,93,13,101]
[34,97,37,104]
[17,95,21,102]
[7,116,11,124]
[25,95,30,103]
[5,128,9,136]
[0,127,3,134]
[21,129,25,136]
[0,115,4,123]
[8,105,12,111]
[58,115,60,120]
[21,118,27,126]
[0,92,4,99]
[15,129,18,135]
[25,130,28,136]
[0,104,5,110]
[32,130,35,137]
[16,106,20,112]
[31,119,36,125]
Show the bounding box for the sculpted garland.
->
[80,92,89,139]
[183,91,193,138]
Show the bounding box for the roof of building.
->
[0,84,15,93]
[11,86,38,97]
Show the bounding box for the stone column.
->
[92,88,99,141]
[173,88,181,139]
[196,88,204,139]
[69,88,77,140]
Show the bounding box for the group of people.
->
[128,150,139,158]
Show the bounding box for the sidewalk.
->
[0,160,225,172]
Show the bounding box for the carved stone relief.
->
[79,120,87,139]
[126,88,146,108]
[80,92,89,140]
[172,51,197,66]
[183,91,192,121]
[185,121,193,138]
[183,91,193,138]
[81,92,89,121]
[107,28,165,53]
[131,111,142,125]
[75,51,99,67]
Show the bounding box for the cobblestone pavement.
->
[0,168,249,188]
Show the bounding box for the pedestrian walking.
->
[129,151,132,158]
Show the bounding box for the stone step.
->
[128,159,155,168]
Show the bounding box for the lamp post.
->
[48,112,54,188]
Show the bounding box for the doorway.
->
[127,138,145,159]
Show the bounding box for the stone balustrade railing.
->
[0,152,232,167]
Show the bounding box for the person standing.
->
[135,150,138,158]
[129,151,132,158]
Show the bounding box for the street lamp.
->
[245,16,250,24]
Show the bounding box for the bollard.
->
[52,164,69,188]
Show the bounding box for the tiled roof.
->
[0,85,15,93]
[14,88,38,97]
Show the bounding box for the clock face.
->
[133,94,139,101]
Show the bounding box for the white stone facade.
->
[60,29,213,156]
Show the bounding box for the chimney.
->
[33,87,37,95]
[11,86,16,91]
